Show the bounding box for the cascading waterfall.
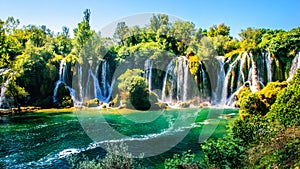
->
[249,53,261,92]
[221,52,262,106]
[221,55,240,105]
[287,52,300,81]
[53,59,76,103]
[75,60,113,104]
[144,59,153,91]
[266,51,273,83]
[0,69,10,109]
[161,61,174,102]
[213,57,225,104]
[161,56,193,104]
[53,51,294,108]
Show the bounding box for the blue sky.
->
[0,0,299,38]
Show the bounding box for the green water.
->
[0,108,238,168]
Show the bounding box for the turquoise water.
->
[0,108,238,168]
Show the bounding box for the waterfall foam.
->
[144,59,153,91]
[0,69,10,109]
[73,60,113,104]
[53,59,75,103]
[287,52,300,81]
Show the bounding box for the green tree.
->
[113,22,129,45]
[149,14,169,32]
[169,20,195,54]
[73,9,93,55]
[207,23,230,37]
[239,27,264,51]
[53,26,72,56]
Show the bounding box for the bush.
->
[229,115,269,145]
[246,127,300,168]
[237,81,286,119]
[267,69,300,127]
[128,76,151,110]
[84,98,99,107]
[267,82,300,127]
[164,150,200,169]
[201,135,245,168]
[61,96,73,107]
[68,143,143,169]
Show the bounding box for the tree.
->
[113,22,129,45]
[53,27,72,56]
[207,23,230,37]
[239,27,264,51]
[169,20,195,54]
[149,14,169,32]
[73,9,93,55]
[2,69,28,110]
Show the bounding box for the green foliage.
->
[84,98,99,107]
[117,69,153,110]
[246,127,300,168]
[238,81,287,119]
[259,81,287,107]
[68,143,143,169]
[239,92,267,117]
[61,96,73,107]
[73,9,93,55]
[201,135,245,168]
[239,27,264,52]
[164,150,200,169]
[268,71,300,127]
[113,22,129,45]
[207,23,230,37]
[169,20,195,54]
[129,76,150,110]
[188,55,199,77]
[230,115,269,145]
[117,69,144,93]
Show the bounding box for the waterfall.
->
[53,59,78,104]
[98,60,113,103]
[161,61,174,102]
[221,56,239,105]
[90,65,102,101]
[221,52,261,106]
[249,53,261,92]
[200,63,209,100]
[144,59,153,91]
[213,57,225,104]
[0,69,10,109]
[287,52,300,82]
[161,56,192,104]
[74,60,113,104]
[266,51,272,82]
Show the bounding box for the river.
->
[0,108,238,168]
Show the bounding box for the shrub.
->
[267,69,300,127]
[164,150,200,169]
[267,82,300,127]
[237,81,287,119]
[84,98,99,107]
[246,127,300,168]
[68,143,143,169]
[229,115,269,145]
[201,135,245,168]
[128,76,150,110]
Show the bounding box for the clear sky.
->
[0,0,299,38]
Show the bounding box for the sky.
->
[0,0,299,38]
